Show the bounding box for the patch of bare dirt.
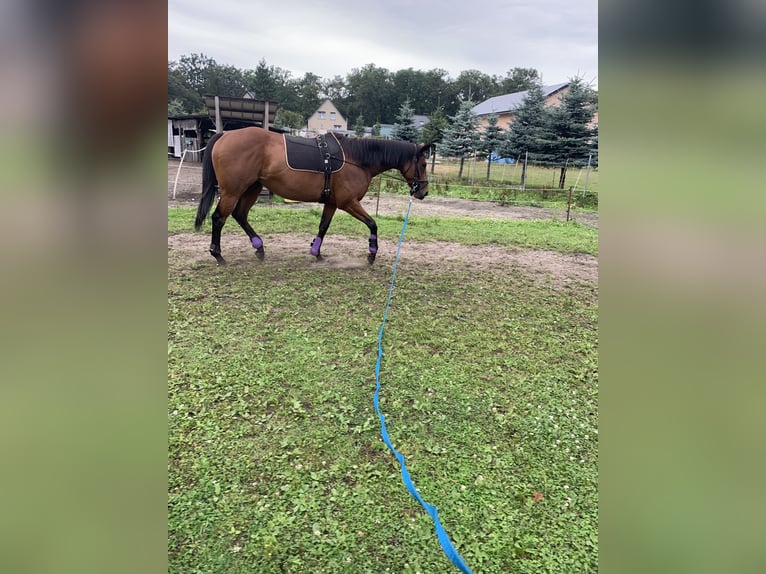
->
[168,232,597,289]
[169,159,597,288]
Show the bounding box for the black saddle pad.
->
[283,133,345,173]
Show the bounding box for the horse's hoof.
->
[255,248,265,260]
[367,253,376,265]
[315,254,324,262]
[211,252,227,265]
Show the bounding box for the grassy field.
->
[428,157,599,191]
[168,207,598,573]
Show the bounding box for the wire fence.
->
[169,155,598,226]
[428,155,598,194]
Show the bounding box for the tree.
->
[421,107,449,173]
[390,68,450,116]
[320,75,350,117]
[502,83,549,187]
[372,121,381,137]
[274,108,304,131]
[168,98,185,117]
[243,59,291,101]
[477,114,504,180]
[353,115,366,137]
[173,53,216,94]
[447,70,498,112]
[203,63,246,99]
[391,68,423,112]
[391,99,420,142]
[168,64,204,113]
[344,64,395,126]
[500,67,541,94]
[439,99,480,178]
[289,72,323,121]
[539,77,598,188]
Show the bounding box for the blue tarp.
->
[488,152,515,164]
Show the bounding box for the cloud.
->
[168,0,597,84]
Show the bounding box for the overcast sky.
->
[168,0,597,88]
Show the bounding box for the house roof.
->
[313,99,344,117]
[471,82,569,116]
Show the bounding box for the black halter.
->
[407,149,428,196]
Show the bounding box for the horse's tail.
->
[195,131,225,230]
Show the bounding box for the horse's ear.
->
[419,143,434,159]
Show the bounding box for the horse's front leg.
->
[342,200,378,264]
[367,228,378,264]
[311,203,337,260]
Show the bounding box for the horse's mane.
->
[337,135,417,169]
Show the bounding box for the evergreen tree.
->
[421,107,449,173]
[372,121,381,137]
[502,83,549,187]
[353,115,366,137]
[439,99,480,178]
[539,78,598,188]
[477,114,504,180]
[391,99,420,142]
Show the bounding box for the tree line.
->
[168,54,543,127]
[168,54,597,188]
[392,80,598,189]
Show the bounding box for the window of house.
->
[333,125,342,130]
[330,112,336,120]
[318,111,326,119]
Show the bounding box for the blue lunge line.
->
[374,199,474,574]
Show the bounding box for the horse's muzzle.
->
[411,184,428,200]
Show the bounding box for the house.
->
[413,115,430,129]
[358,115,429,139]
[304,100,347,136]
[471,82,570,130]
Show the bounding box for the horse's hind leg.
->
[233,183,265,260]
[310,203,337,260]
[209,193,239,265]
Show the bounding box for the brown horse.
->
[194,127,431,265]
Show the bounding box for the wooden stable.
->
[203,94,279,133]
[167,115,215,161]
[168,94,281,162]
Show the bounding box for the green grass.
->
[430,158,599,192]
[375,176,598,210]
[169,206,597,256]
[169,210,598,573]
[370,160,599,210]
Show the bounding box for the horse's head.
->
[406,143,433,200]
